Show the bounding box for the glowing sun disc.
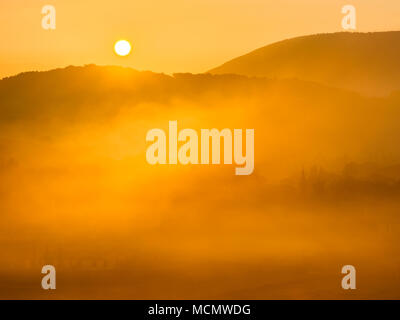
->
[114,40,131,56]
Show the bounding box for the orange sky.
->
[1,0,400,78]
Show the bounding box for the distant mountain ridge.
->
[0,64,354,124]
[209,31,400,96]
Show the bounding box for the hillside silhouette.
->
[2,64,400,178]
[210,31,400,96]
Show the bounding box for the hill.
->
[2,64,400,178]
[209,31,400,96]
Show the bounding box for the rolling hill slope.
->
[209,31,400,96]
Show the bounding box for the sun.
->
[114,40,132,56]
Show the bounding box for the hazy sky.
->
[1,0,400,78]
